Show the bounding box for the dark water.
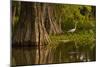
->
[11,41,96,66]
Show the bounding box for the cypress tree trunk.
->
[46,4,62,35]
[13,2,50,47]
[13,2,34,45]
[12,2,63,47]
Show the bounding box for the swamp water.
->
[12,41,96,66]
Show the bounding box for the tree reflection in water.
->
[12,41,96,66]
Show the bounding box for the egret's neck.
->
[75,23,77,29]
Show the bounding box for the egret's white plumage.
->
[67,22,78,33]
[67,28,76,32]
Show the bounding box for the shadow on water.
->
[11,41,96,66]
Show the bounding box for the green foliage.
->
[50,31,95,45]
[59,4,96,32]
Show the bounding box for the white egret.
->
[67,22,78,33]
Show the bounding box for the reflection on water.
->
[12,41,96,66]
